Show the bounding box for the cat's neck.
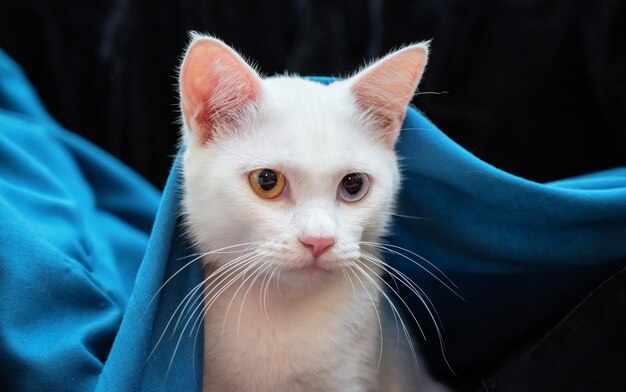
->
[201,260,382,391]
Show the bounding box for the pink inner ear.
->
[180,38,261,143]
[351,45,427,146]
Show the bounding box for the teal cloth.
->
[1,52,625,390]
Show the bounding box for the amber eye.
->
[338,172,369,202]
[249,169,286,199]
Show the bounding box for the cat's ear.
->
[349,43,429,146]
[179,35,262,144]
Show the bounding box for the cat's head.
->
[179,34,427,285]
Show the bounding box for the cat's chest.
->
[201,280,378,391]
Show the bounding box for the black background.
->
[1,1,625,390]
[1,0,624,188]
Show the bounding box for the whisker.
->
[145,253,207,316]
[361,250,443,333]
[173,251,257,335]
[349,263,420,378]
[396,127,433,133]
[148,252,254,363]
[261,265,278,323]
[192,255,264,339]
[391,213,433,220]
[219,257,267,338]
[342,269,358,313]
[259,263,271,321]
[237,261,274,338]
[361,255,428,332]
[346,267,385,373]
[146,242,262,314]
[360,241,462,296]
[276,270,283,297]
[193,261,256,337]
[414,90,448,96]
[359,250,457,376]
[169,256,263,377]
[176,243,260,261]
[355,257,425,341]
[164,252,261,378]
[364,92,417,120]
[145,275,207,367]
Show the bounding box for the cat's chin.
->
[277,263,338,286]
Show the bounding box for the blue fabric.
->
[391,112,626,376]
[1,54,625,391]
[0,50,161,390]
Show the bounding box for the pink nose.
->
[299,236,335,257]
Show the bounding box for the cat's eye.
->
[338,173,369,202]
[249,169,286,199]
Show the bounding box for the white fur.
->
[179,37,448,392]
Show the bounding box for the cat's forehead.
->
[260,77,354,124]
[242,77,387,172]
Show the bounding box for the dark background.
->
[1,0,624,188]
[1,1,625,390]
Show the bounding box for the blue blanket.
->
[1,49,625,390]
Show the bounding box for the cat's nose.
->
[299,236,335,258]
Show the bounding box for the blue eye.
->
[338,173,369,202]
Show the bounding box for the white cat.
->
[178,34,449,392]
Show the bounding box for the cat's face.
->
[179,35,427,285]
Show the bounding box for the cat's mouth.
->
[278,258,341,279]
[283,263,329,274]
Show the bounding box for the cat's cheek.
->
[343,195,392,242]
[239,201,294,244]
